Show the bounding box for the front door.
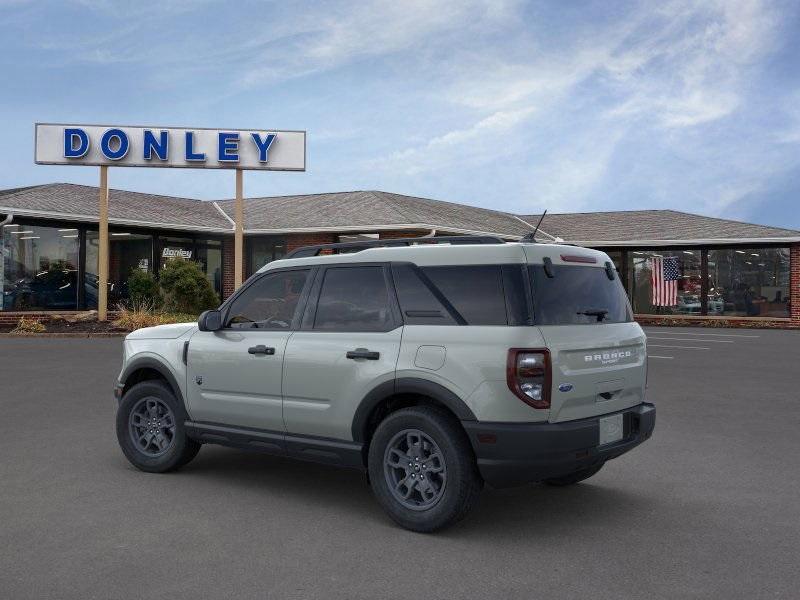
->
[186,267,312,432]
[283,264,403,441]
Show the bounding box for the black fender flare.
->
[119,357,185,408]
[351,377,477,442]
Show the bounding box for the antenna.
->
[521,210,547,243]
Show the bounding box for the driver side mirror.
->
[198,309,222,332]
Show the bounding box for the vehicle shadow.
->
[168,445,655,537]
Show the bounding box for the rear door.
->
[528,260,646,422]
[282,264,402,441]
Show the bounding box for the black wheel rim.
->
[383,429,447,511]
[128,397,177,457]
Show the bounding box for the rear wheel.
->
[543,462,604,486]
[116,380,200,473]
[368,406,482,532]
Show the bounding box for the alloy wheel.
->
[383,429,447,511]
[128,397,177,457]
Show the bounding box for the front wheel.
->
[368,406,482,533]
[116,380,200,473]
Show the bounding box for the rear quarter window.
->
[420,265,508,326]
[530,264,632,325]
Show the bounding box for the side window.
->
[391,264,457,325]
[420,265,508,325]
[314,266,393,331]
[226,269,309,329]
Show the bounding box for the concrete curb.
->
[0,332,127,338]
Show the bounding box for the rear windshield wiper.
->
[577,309,609,322]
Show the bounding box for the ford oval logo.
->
[558,383,573,393]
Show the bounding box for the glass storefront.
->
[196,240,222,299]
[2,219,793,322]
[85,230,154,308]
[158,236,223,300]
[630,249,702,315]
[247,237,286,277]
[707,248,790,318]
[1,223,80,310]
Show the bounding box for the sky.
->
[0,0,799,229]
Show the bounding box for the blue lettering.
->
[218,132,239,162]
[100,128,129,160]
[251,133,276,162]
[64,128,89,158]
[143,130,168,160]
[185,131,205,161]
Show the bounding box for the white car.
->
[114,236,655,532]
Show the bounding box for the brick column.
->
[286,233,337,254]
[791,244,800,325]
[222,237,235,300]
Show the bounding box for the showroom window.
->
[1,223,80,311]
[85,230,153,309]
[158,236,223,301]
[629,249,702,315]
[706,248,790,318]
[247,237,286,277]
[196,240,223,300]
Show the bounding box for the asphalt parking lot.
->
[1,327,799,599]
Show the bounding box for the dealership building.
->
[1,182,798,327]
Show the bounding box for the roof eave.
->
[0,206,231,234]
[243,223,523,239]
[568,237,800,246]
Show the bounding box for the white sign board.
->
[34,123,306,171]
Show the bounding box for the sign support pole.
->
[234,168,244,289]
[98,166,109,321]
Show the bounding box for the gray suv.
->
[114,236,655,532]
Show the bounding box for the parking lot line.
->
[648,344,710,350]
[647,337,733,343]
[643,331,760,338]
[647,355,674,359]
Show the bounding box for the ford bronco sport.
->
[114,236,655,532]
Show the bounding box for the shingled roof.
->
[215,190,532,237]
[0,183,231,232]
[1,183,798,244]
[519,210,800,245]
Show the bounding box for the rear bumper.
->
[462,402,655,488]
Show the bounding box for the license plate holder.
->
[599,413,624,446]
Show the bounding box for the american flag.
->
[650,256,679,306]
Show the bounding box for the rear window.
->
[530,265,632,325]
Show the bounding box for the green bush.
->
[127,269,162,308]
[158,259,219,314]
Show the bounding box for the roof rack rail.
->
[285,235,507,259]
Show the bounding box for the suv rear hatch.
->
[526,255,646,423]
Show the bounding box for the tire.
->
[116,380,201,473]
[368,406,482,533]
[543,462,604,486]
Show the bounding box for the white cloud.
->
[379,106,535,175]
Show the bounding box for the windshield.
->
[529,264,632,325]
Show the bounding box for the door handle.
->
[248,345,275,355]
[346,348,380,360]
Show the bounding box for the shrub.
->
[113,300,166,331]
[113,301,201,332]
[158,259,219,314]
[127,269,162,308]
[11,316,46,334]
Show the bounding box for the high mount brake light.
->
[560,254,597,264]
[506,349,551,409]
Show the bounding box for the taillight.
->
[506,348,551,409]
